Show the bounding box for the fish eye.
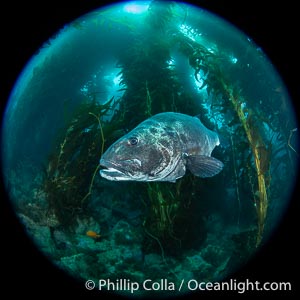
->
[129,137,138,146]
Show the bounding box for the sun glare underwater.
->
[1,1,298,297]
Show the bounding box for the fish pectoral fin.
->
[186,155,224,178]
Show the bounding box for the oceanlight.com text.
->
[187,279,292,293]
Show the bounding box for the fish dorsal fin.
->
[186,154,223,178]
[194,114,202,120]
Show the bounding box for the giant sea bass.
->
[100,112,223,182]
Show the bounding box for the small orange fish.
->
[86,230,101,239]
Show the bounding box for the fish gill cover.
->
[1,0,298,298]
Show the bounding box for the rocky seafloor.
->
[8,165,255,297]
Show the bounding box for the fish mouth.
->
[99,159,132,181]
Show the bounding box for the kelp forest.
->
[6,1,298,291]
[43,0,296,252]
